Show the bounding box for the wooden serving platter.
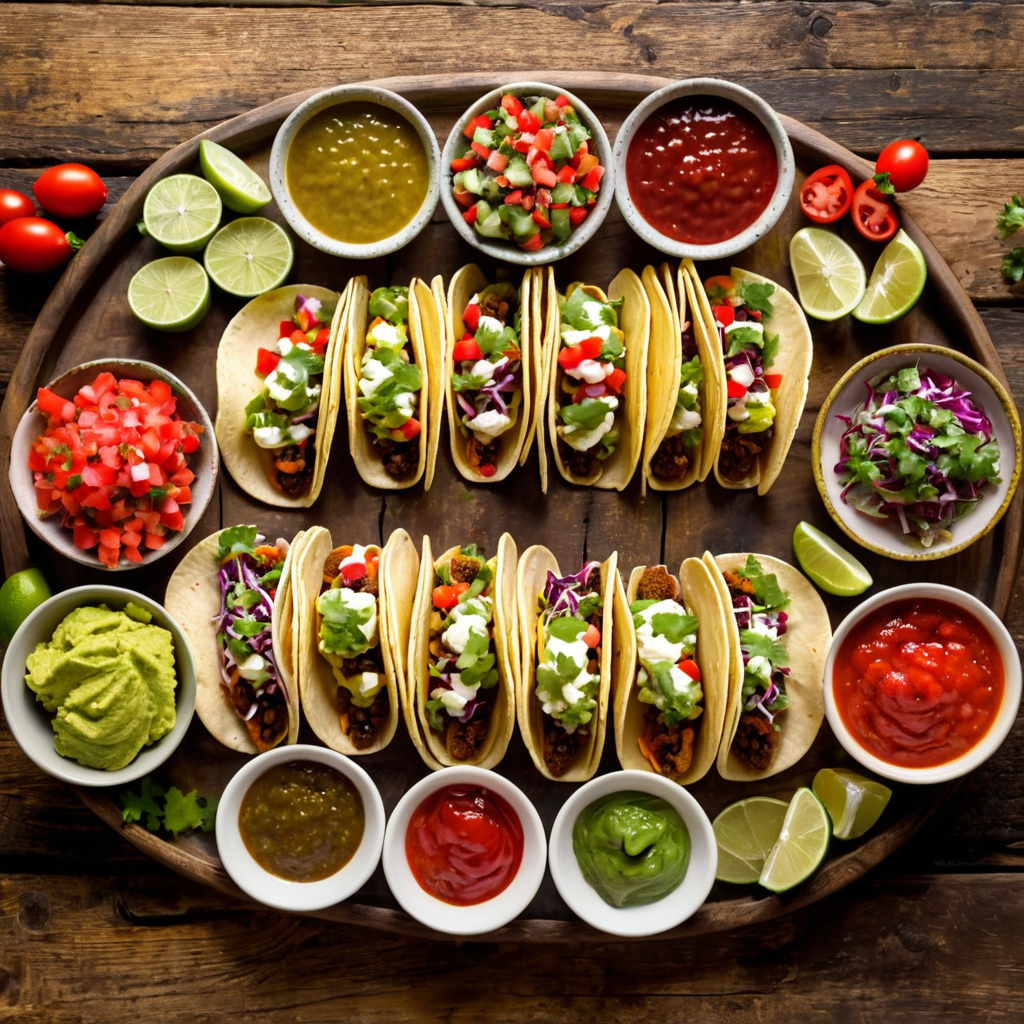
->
[1,71,1019,942]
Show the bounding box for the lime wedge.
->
[128,256,211,332]
[199,140,272,214]
[852,228,927,324]
[0,568,52,645]
[813,768,892,840]
[789,226,866,321]
[759,787,830,893]
[203,217,294,298]
[713,796,789,884]
[142,174,222,253]
[792,521,873,596]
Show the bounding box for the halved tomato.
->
[800,165,854,224]
[851,180,900,241]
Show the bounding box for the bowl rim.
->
[611,76,795,260]
[381,764,547,936]
[547,769,718,937]
[0,584,198,787]
[811,342,1023,561]
[269,84,441,260]
[438,80,616,266]
[215,743,386,912]
[822,582,1023,784]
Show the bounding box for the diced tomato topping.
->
[463,114,492,139]
[279,320,295,338]
[341,560,368,583]
[521,194,535,212]
[122,545,143,563]
[569,207,588,227]
[396,417,421,441]
[451,156,477,173]
[679,659,701,681]
[503,190,523,206]
[579,166,604,192]
[511,138,532,154]
[557,165,577,185]
[501,94,523,117]
[478,462,496,478]
[532,209,551,229]
[520,232,545,251]
[605,367,627,394]
[582,623,601,649]
[256,345,282,375]
[486,150,509,173]
[727,378,748,399]
[713,305,735,327]
[97,544,120,568]
[558,336,603,370]
[763,373,783,390]
[311,328,331,355]
[533,128,554,152]
[144,533,165,550]
[37,388,76,423]
[453,188,475,209]
[463,205,478,224]
[532,165,557,188]
[554,94,571,108]
[453,337,482,363]
[470,141,491,160]
[517,109,541,134]
[72,524,99,550]
[462,303,481,332]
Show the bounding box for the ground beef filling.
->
[275,439,315,496]
[228,668,288,751]
[718,427,771,483]
[733,711,779,772]
[338,683,389,750]
[642,705,695,777]
[651,432,692,481]
[467,437,499,475]
[636,566,678,603]
[374,434,420,481]
[559,438,600,478]
[543,719,583,778]
[479,292,509,322]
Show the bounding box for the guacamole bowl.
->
[1,585,197,787]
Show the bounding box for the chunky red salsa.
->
[405,784,523,906]
[833,598,1004,769]
[625,96,778,245]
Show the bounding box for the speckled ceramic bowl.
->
[613,78,795,260]
[269,85,441,259]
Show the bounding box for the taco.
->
[544,269,650,490]
[612,557,731,784]
[165,525,302,754]
[404,534,518,770]
[703,551,830,782]
[343,275,444,490]
[685,262,812,495]
[215,285,345,508]
[516,547,617,781]
[445,265,542,482]
[641,264,725,494]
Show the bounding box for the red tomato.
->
[0,189,35,227]
[875,139,929,193]
[33,164,108,219]
[0,218,82,273]
[851,180,900,242]
[799,165,854,223]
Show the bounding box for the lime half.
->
[759,787,831,893]
[128,256,211,332]
[792,521,873,597]
[853,228,927,324]
[789,227,866,321]
[142,173,222,253]
[203,217,294,298]
[713,796,789,884]
[0,568,52,645]
[199,140,272,214]
[813,768,892,840]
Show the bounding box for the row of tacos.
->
[165,527,830,785]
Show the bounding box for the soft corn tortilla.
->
[404,533,518,770]
[703,551,830,782]
[515,545,617,782]
[215,284,345,508]
[165,526,302,754]
[546,269,650,490]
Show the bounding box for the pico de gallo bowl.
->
[441,82,615,265]
[10,359,218,570]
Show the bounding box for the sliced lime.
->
[813,768,892,840]
[203,217,293,298]
[759,787,830,893]
[0,568,52,645]
[713,796,789,884]
[792,521,873,597]
[852,228,927,324]
[142,173,222,253]
[128,256,211,332]
[789,226,866,321]
[198,140,272,215]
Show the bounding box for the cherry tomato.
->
[0,189,36,227]
[0,218,83,273]
[851,180,900,242]
[875,140,929,193]
[799,165,854,224]
[32,164,108,219]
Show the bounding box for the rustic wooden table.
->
[2,2,1023,1020]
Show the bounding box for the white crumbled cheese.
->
[442,614,488,655]
[731,363,756,388]
[669,404,701,435]
[566,359,611,384]
[359,355,394,397]
[561,682,585,706]
[395,391,417,418]
[724,320,764,337]
[277,338,294,357]
[130,462,151,482]
[470,409,511,441]
[369,321,406,350]
[432,674,478,715]
[236,654,269,683]
[469,359,497,382]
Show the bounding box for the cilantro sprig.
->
[119,776,217,836]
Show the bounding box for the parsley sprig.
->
[119,776,217,836]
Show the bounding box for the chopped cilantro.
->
[735,280,775,318]
[997,195,1024,240]
[120,776,217,836]
[736,555,789,610]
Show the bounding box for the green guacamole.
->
[572,791,690,908]
[25,603,177,770]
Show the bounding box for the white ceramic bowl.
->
[1,585,197,786]
[382,765,546,936]
[613,78,795,260]
[10,359,218,571]
[440,82,615,266]
[548,770,717,938]
[217,744,386,913]
[823,583,1022,784]
[812,344,1022,560]
[269,85,440,259]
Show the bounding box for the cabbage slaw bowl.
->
[812,344,1021,561]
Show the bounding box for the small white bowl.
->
[548,770,717,938]
[217,744,385,913]
[269,85,440,259]
[382,765,546,936]
[10,359,218,571]
[1,585,197,787]
[439,82,615,266]
[613,78,795,260]
[823,583,1022,785]
[812,344,1022,560]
